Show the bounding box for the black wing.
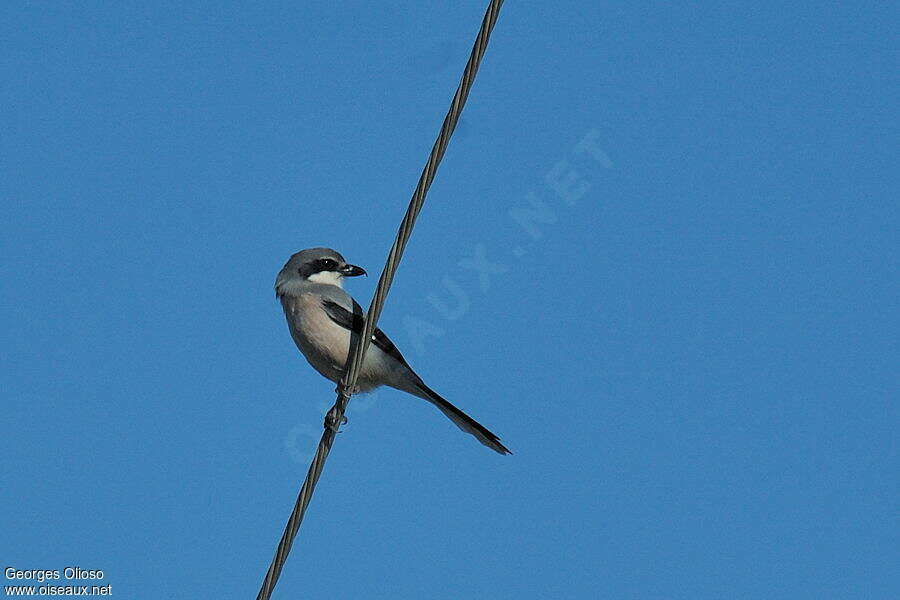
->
[321,299,411,368]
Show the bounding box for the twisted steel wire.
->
[256,2,505,598]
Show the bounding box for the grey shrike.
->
[275,247,511,455]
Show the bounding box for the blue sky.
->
[2,2,896,598]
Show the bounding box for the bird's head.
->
[275,247,367,296]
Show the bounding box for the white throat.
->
[306,271,344,288]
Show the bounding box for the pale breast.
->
[283,293,352,382]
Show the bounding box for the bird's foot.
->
[324,406,349,433]
[334,383,361,398]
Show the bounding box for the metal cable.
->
[255,2,505,598]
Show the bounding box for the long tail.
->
[405,379,511,455]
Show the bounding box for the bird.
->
[275,247,510,455]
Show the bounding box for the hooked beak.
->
[340,263,367,277]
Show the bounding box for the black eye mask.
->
[298,258,340,277]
